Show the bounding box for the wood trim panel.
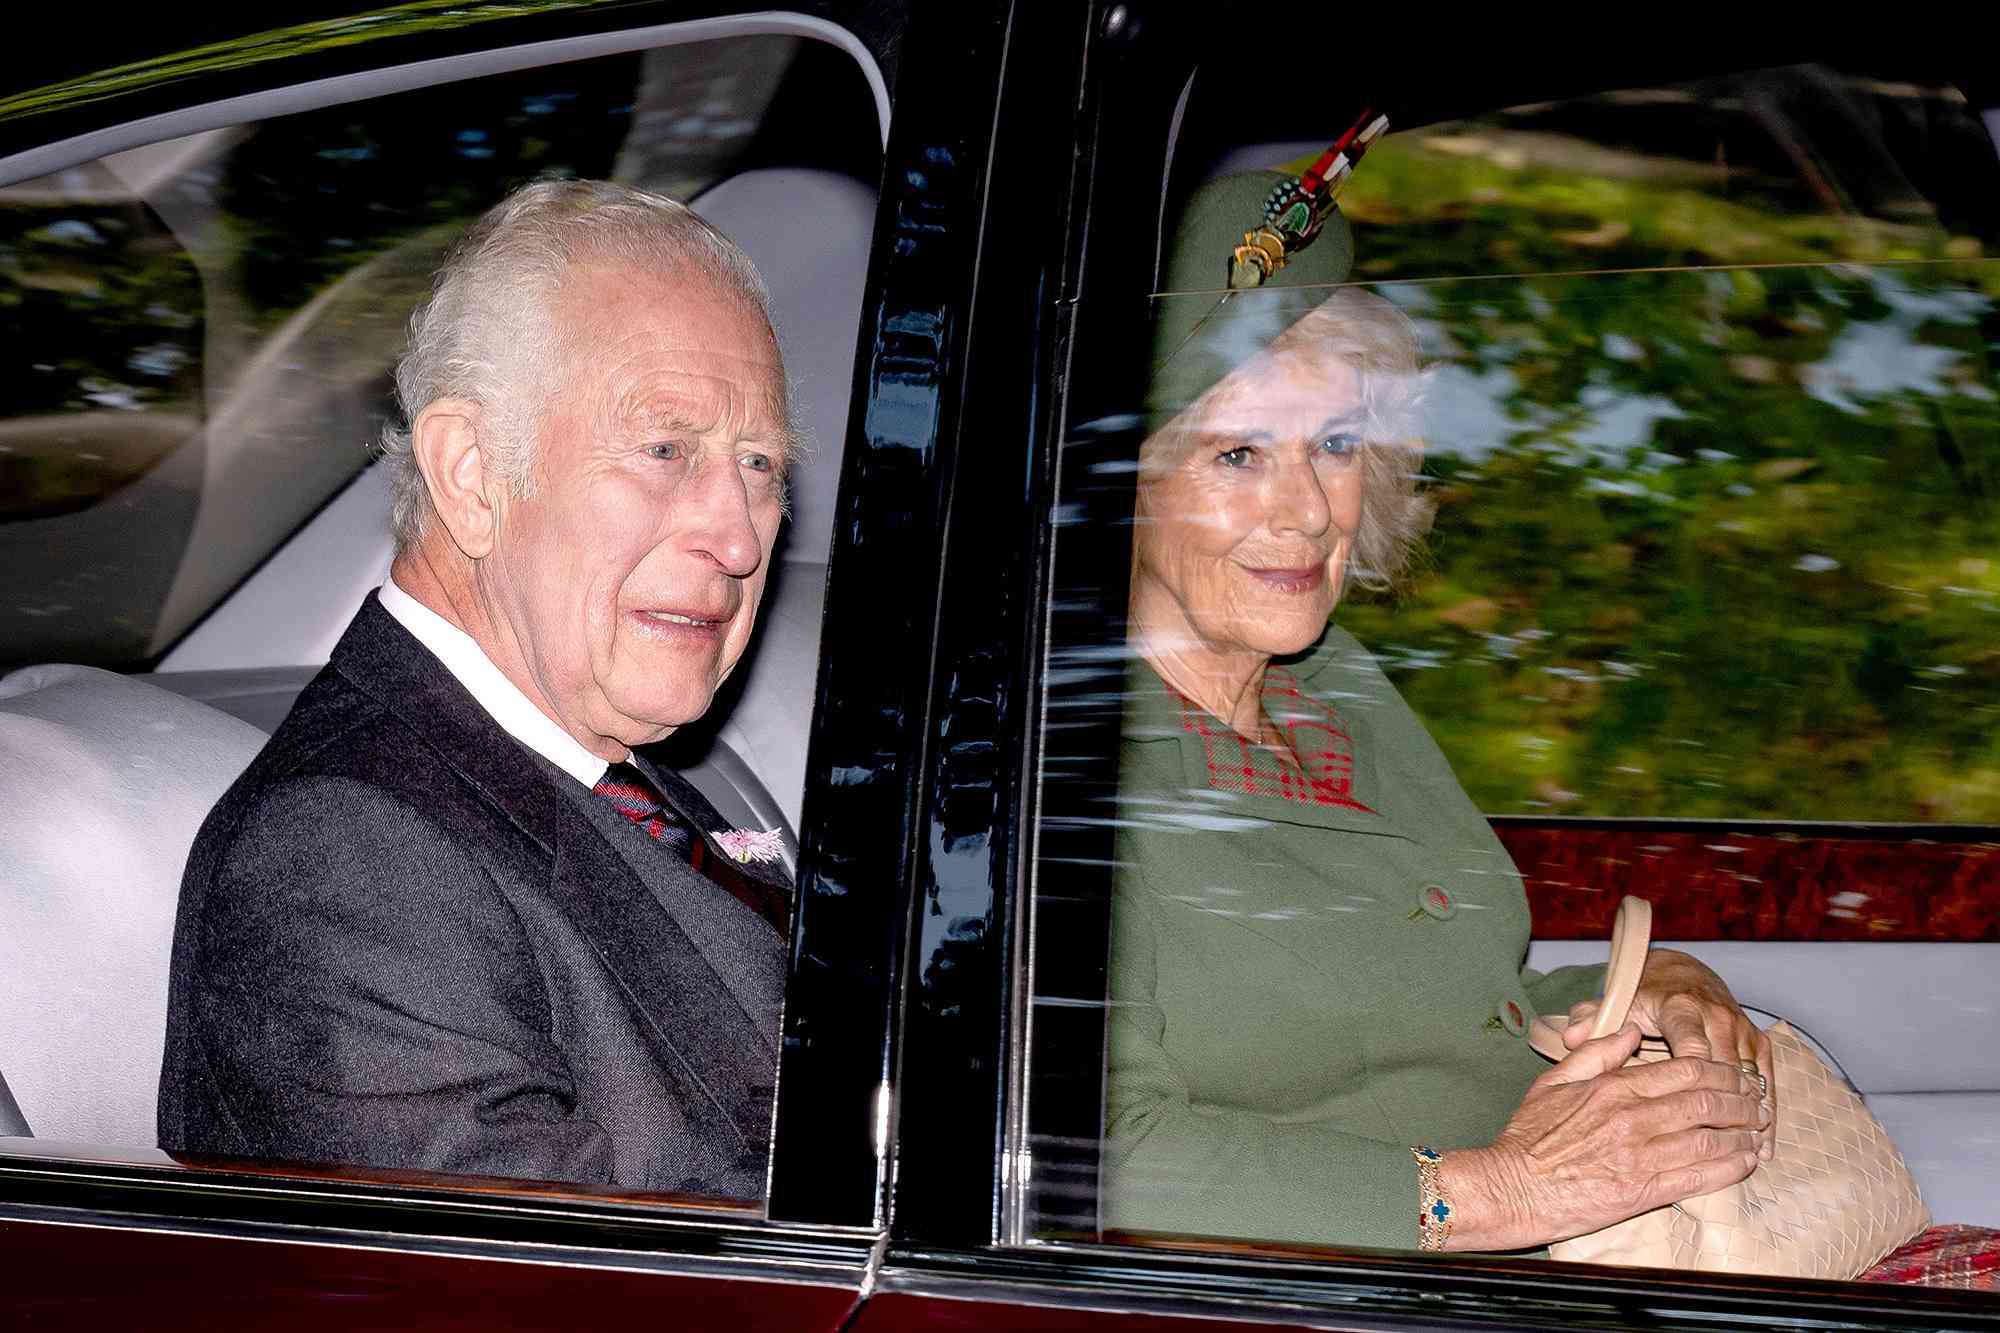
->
[1499,827,2000,942]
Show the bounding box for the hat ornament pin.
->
[1229,109,1389,290]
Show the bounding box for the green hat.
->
[1148,170,1356,423]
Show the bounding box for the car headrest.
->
[0,664,267,1144]
[691,167,875,569]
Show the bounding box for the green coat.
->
[1105,626,1602,1251]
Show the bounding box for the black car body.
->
[1,4,1996,1329]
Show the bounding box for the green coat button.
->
[1419,884,1457,920]
[1500,999,1527,1036]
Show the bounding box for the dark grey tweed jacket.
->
[157,593,789,1197]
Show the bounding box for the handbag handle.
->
[1529,895,1653,1060]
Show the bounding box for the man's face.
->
[480,261,788,754]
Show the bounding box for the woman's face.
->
[1132,346,1366,666]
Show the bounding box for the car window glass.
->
[0,33,876,674]
[0,28,880,1214]
[1018,59,2000,1291]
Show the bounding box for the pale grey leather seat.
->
[688,167,873,835]
[0,664,266,1144]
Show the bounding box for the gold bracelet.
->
[1411,1145,1452,1252]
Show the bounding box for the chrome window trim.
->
[0,10,890,189]
[0,1142,884,1272]
[871,1240,1998,1333]
[0,1204,876,1286]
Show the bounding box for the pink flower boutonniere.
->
[715,828,785,865]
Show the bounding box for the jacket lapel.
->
[548,814,774,1160]
[330,593,773,1159]
[332,594,569,853]
[633,755,793,936]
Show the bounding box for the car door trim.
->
[866,1240,2000,1333]
[0,10,889,189]
[0,1145,878,1282]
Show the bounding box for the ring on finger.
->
[1737,1059,1768,1100]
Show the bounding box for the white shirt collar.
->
[376,577,610,789]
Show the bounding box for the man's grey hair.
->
[379,178,776,549]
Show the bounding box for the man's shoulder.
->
[240,661,428,798]
[184,662,554,913]
[234,595,514,802]
[192,672,399,862]
[198,635,530,869]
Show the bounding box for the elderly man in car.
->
[157,180,795,1197]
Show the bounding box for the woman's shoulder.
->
[1119,648,1184,735]
[1282,625,1446,777]
[1286,623,1389,693]
[1278,624,1411,733]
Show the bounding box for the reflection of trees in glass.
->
[1,39,808,670]
[0,1,597,121]
[1324,131,1999,822]
[219,38,796,334]
[0,194,203,417]
[0,184,203,517]
[222,65,641,330]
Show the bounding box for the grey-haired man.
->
[160,180,793,1196]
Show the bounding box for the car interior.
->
[0,29,880,1158]
[1025,53,2000,1241]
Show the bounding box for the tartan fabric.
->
[1857,1225,2000,1291]
[1176,665,1373,812]
[594,761,695,858]
[593,761,788,938]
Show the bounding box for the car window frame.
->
[5,4,1999,1328]
[0,0,903,1278]
[0,11,892,173]
[963,9,2000,1331]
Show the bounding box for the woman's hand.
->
[1433,1026,1767,1252]
[1561,949,1776,1159]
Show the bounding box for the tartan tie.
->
[594,761,695,858]
[592,760,789,938]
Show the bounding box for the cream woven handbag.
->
[1528,897,1929,1279]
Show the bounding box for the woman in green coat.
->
[1104,173,1776,1255]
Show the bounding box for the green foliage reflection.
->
[1318,131,1999,823]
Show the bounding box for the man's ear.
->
[411,399,497,559]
